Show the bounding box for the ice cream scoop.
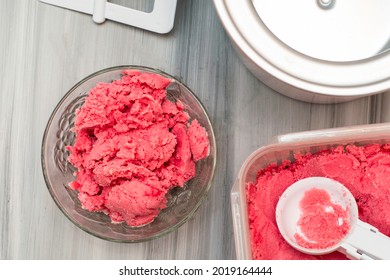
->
[276,177,390,259]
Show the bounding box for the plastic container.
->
[231,122,390,259]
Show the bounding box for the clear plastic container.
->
[231,123,390,259]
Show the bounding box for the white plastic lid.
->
[214,0,390,97]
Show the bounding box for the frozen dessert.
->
[247,144,390,259]
[67,70,210,227]
[294,188,350,250]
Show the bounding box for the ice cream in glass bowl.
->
[41,65,216,242]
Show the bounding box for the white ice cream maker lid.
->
[214,0,390,103]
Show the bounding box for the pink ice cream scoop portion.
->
[188,119,210,161]
[67,70,210,227]
[294,188,350,250]
[247,144,390,260]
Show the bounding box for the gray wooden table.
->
[1,0,389,260]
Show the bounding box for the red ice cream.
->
[294,188,350,250]
[67,70,210,227]
[247,144,390,259]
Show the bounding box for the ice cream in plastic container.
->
[231,123,390,259]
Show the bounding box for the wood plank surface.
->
[1,0,388,259]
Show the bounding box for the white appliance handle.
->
[40,0,178,34]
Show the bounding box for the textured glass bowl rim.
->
[41,65,217,242]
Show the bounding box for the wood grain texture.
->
[1,0,389,259]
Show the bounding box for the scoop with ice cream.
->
[276,177,390,259]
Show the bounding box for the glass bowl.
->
[41,65,216,242]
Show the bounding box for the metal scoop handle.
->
[340,220,390,260]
